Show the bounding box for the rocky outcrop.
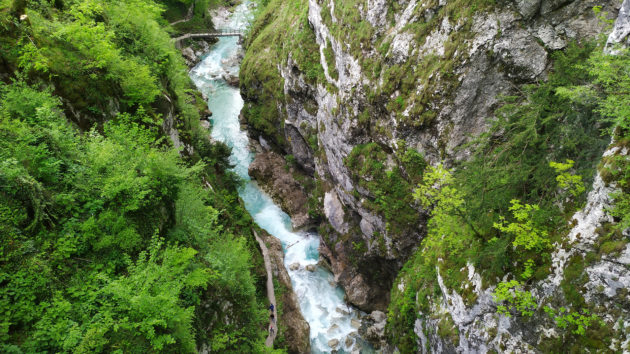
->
[318,238,396,312]
[181,39,214,68]
[359,311,388,349]
[248,151,312,230]
[258,230,311,353]
[222,71,239,87]
[408,7,630,352]
[607,0,630,52]
[408,160,630,353]
[241,0,622,334]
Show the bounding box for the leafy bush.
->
[492,280,537,317]
[0,72,265,354]
[544,307,602,336]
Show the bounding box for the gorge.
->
[188,2,374,352]
[0,0,629,353]
[238,0,630,351]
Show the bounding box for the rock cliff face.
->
[410,163,630,352]
[249,151,313,229]
[241,0,629,350]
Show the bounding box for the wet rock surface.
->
[241,0,629,350]
[181,39,213,68]
[359,311,388,349]
[248,151,312,230]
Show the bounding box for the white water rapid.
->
[188,3,372,353]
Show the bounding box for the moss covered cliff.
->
[241,0,630,351]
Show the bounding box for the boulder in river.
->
[360,310,387,349]
[345,336,354,348]
[248,151,312,229]
[335,307,349,316]
[305,264,317,272]
[289,262,300,271]
[350,318,361,329]
[328,338,339,349]
[222,71,239,87]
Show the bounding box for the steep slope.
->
[241,0,630,351]
[241,0,615,309]
[0,1,271,352]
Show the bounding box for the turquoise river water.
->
[189,3,371,353]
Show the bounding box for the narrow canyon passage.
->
[188,3,371,352]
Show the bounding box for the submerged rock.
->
[350,318,361,329]
[222,71,239,87]
[289,262,300,271]
[335,307,350,316]
[344,336,354,348]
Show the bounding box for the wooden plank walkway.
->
[169,1,195,26]
[253,230,277,348]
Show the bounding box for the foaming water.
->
[189,3,372,352]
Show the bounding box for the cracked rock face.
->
[514,0,542,18]
[240,0,622,335]
[607,0,630,52]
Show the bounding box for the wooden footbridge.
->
[174,29,244,48]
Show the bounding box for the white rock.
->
[351,318,361,329]
[289,263,300,271]
[324,191,349,234]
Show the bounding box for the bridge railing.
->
[173,29,244,48]
[216,28,244,35]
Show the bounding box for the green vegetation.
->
[240,0,324,148]
[323,38,338,80]
[344,143,426,239]
[387,39,626,350]
[493,200,551,253]
[492,280,536,318]
[163,0,223,36]
[540,303,611,352]
[544,307,602,336]
[549,160,586,198]
[436,314,459,346]
[0,0,270,352]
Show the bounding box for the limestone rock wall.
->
[240,0,629,350]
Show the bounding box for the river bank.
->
[188,2,373,352]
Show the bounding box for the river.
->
[188,2,371,353]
